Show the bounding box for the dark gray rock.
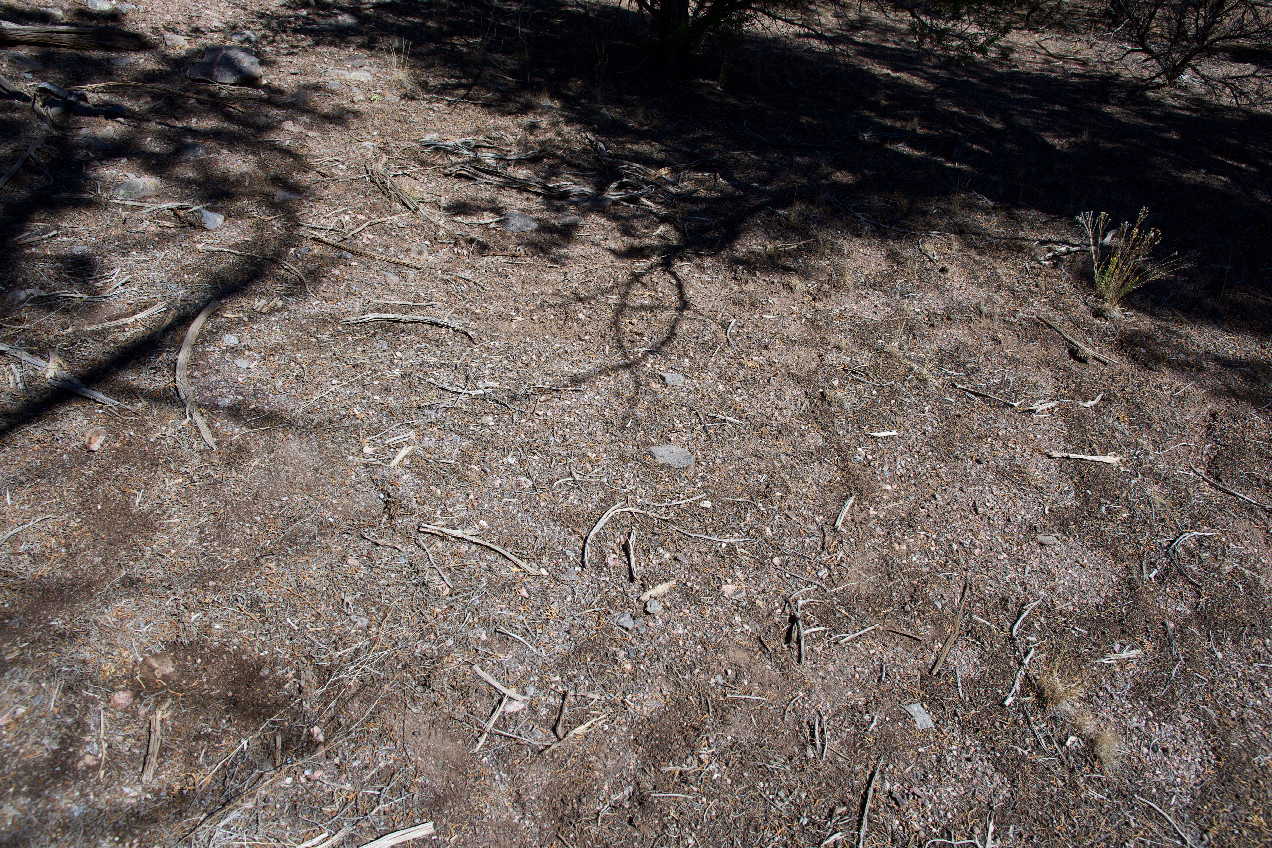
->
[187,46,262,85]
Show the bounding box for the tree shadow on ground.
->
[272,0,1270,346]
[0,30,350,437]
[0,30,352,845]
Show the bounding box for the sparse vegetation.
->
[1107,0,1272,98]
[1080,207,1181,310]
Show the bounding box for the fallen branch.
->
[354,822,436,848]
[82,302,167,332]
[582,497,746,569]
[140,702,167,783]
[857,760,882,848]
[0,130,48,193]
[306,232,428,271]
[540,714,606,755]
[472,665,528,702]
[0,514,60,547]
[953,382,1021,409]
[834,496,855,531]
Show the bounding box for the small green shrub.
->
[1079,207,1181,309]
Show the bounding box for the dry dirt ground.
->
[1,0,1270,845]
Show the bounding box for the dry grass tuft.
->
[1079,207,1182,310]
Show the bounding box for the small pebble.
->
[645,598,661,615]
[84,427,107,452]
[614,612,637,631]
[659,371,685,386]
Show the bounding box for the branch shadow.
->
[255,0,1270,415]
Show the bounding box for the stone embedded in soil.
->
[1036,534,1062,546]
[649,444,693,469]
[659,371,685,386]
[645,598,662,615]
[905,702,935,730]
[187,46,263,85]
[615,612,637,631]
[113,176,158,199]
[199,209,225,230]
[502,212,538,233]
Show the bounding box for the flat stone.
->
[346,70,373,83]
[187,46,262,85]
[113,176,158,199]
[649,444,693,469]
[645,598,662,615]
[199,209,224,230]
[1036,534,1063,547]
[614,612,637,631]
[162,32,189,49]
[904,702,935,730]
[283,88,316,105]
[501,211,538,233]
[659,371,685,386]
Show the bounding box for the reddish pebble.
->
[85,427,107,452]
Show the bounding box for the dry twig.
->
[857,760,882,848]
[175,300,219,449]
[1190,465,1271,511]
[1047,451,1122,465]
[930,578,970,675]
[1036,315,1117,366]
[342,313,474,341]
[419,523,543,574]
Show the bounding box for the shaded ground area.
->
[0,0,1269,845]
